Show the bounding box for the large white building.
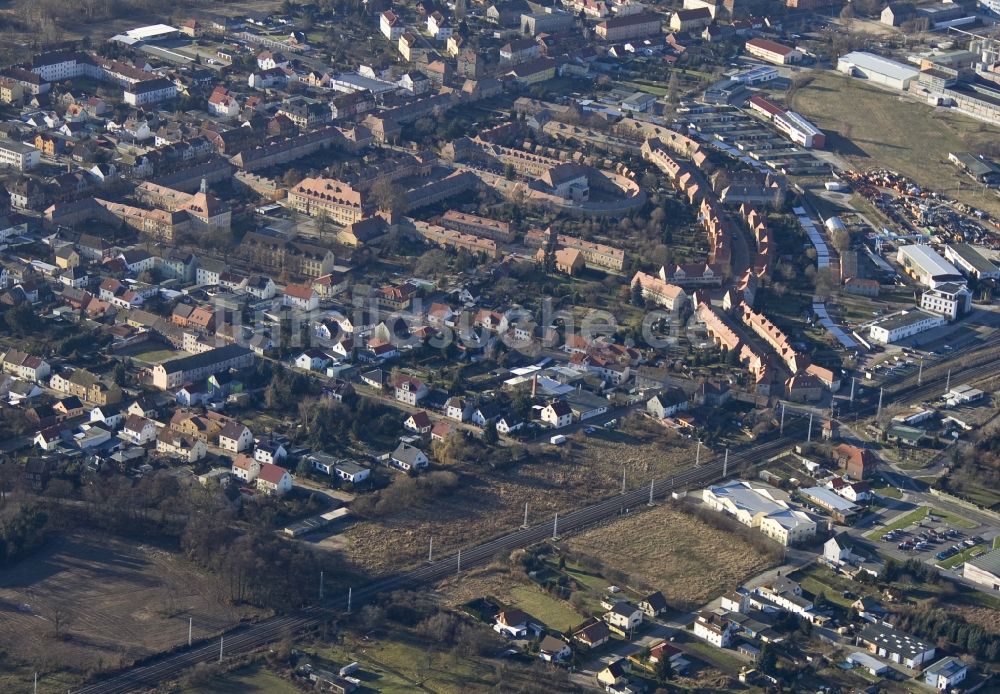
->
[920,282,971,320]
[897,244,966,288]
[772,111,825,149]
[944,243,1000,280]
[964,547,1000,591]
[868,309,945,344]
[702,480,816,546]
[0,140,39,170]
[838,51,919,90]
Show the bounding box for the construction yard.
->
[790,70,1000,219]
[0,533,264,692]
[336,430,700,574]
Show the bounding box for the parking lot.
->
[861,503,998,575]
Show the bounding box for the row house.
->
[440,210,515,243]
[0,349,50,381]
[49,368,122,404]
[740,303,810,375]
[238,231,337,278]
[410,220,500,259]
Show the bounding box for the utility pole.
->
[521,502,529,529]
[319,571,324,600]
[457,550,462,574]
[347,587,353,613]
[850,376,855,404]
[648,478,654,506]
[780,403,786,435]
[219,637,224,663]
[33,673,37,694]
[621,467,626,494]
[188,617,192,647]
[695,439,701,467]
[946,368,951,393]
[918,358,923,385]
[723,448,729,478]
[877,387,884,421]
[428,537,433,562]
[553,513,559,540]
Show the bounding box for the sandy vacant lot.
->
[0,533,261,685]
[566,503,776,606]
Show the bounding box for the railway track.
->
[71,431,801,693]
[70,338,1000,692]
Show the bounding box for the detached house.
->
[404,411,433,434]
[540,400,572,428]
[638,591,667,618]
[693,610,736,648]
[538,635,571,663]
[427,11,452,40]
[256,462,292,495]
[394,375,427,405]
[573,620,611,649]
[604,602,643,634]
[254,438,287,465]
[121,414,157,445]
[284,283,319,311]
[647,389,688,419]
[156,430,207,462]
[389,442,428,471]
[232,454,261,482]
[380,10,404,40]
[219,420,253,453]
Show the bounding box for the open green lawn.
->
[937,543,988,570]
[505,585,584,633]
[621,81,667,96]
[928,508,978,530]
[131,348,184,364]
[790,70,1000,219]
[873,485,903,500]
[790,565,863,608]
[179,664,301,694]
[865,506,929,540]
[679,638,747,675]
[315,636,501,693]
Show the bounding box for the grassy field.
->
[313,634,508,693]
[873,485,903,500]
[928,507,978,530]
[565,503,777,606]
[790,70,1000,219]
[503,585,584,633]
[338,431,699,574]
[0,533,261,685]
[793,566,858,608]
[130,348,184,364]
[937,543,988,569]
[179,664,301,694]
[865,506,929,539]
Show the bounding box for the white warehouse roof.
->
[777,110,823,137]
[125,24,180,40]
[898,244,962,280]
[839,51,919,83]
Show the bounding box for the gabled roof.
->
[257,462,288,484]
